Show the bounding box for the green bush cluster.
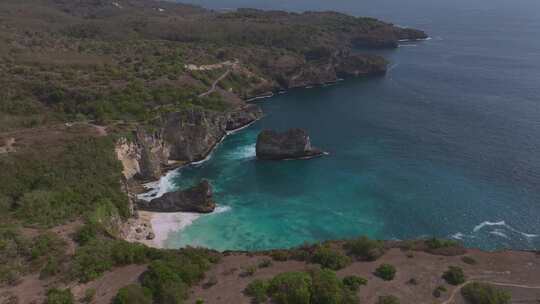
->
[113,284,153,304]
[425,238,459,250]
[0,228,66,286]
[461,282,511,304]
[433,285,447,298]
[374,264,396,281]
[244,269,359,304]
[342,275,367,291]
[376,295,400,304]
[45,288,74,304]
[442,266,466,285]
[139,249,217,304]
[245,279,269,304]
[311,245,352,270]
[344,236,385,261]
[0,136,129,227]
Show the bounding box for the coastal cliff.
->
[116,104,263,182]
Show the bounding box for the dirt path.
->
[199,69,232,98]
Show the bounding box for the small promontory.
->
[256,129,325,160]
[137,180,216,213]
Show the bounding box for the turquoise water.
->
[165,0,540,251]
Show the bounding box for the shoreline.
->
[122,53,427,249]
[126,115,263,248]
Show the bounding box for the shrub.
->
[258,259,272,268]
[311,246,351,270]
[425,238,459,249]
[244,270,359,304]
[267,272,312,304]
[72,239,115,282]
[462,256,477,265]
[82,288,96,304]
[433,285,447,298]
[375,264,396,281]
[344,236,385,261]
[311,269,358,304]
[342,275,367,291]
[442,266,466,285]
[46,288,74,304]
[114,284,153,304]
[377,295,400,304]
[141,260,188,303]
[244,279,269,304]
[270,251,290,261]
[461,282,511,304]
[240,265,257,277]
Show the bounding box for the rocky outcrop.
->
[265,52,388,89]
[336,54,388,78]
[256,129,325,160]
[352,27,429,49]
[226,104,263,131]
[116,105,263,181]
[137,180,216,213]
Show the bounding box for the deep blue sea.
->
[164,0,540,251]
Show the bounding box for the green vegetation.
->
[311,245,352,270]
[344,236,385,261]
[461,282,511,304]
[45,288,74,304]
[268,272,312,304]
[0,136,128,227]
[462,256,478,265]
[310,269,358,304]
[342,275,367,291]
[374,264,396,281]
[240,265,258,277]
[433,285,447,298]
[258,259,273,268]
[270,250,290,261]
[425,238,460,250]
[139,248,218,304]
[442,266,466,285]
[245,269,359,304]
[82,288,96,304]
[0,229,67,286]
[376,295,400,304]
[245,279,269,304]
[113,284,153,304]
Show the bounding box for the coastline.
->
[125,115,263,248]
[122,37,430,249]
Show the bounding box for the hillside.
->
[3,1,536,304]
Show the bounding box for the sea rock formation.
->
[256,129,325,160]
[137,180,216,213]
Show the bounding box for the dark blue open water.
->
[164,0,540,251]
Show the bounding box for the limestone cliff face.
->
[266,52,388,90]
[115,105,263,182]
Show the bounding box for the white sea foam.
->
[227,143,256,160]
[138,169,180,201]
[451,232,465,240]
[247,93,274,102]
[473,220,539,239]
[489,229,509,239]
[214,205,232,214]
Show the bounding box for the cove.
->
[163,0,540,251]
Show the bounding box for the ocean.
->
[161,0,540,251]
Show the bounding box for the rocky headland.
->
[256,128,326,160]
